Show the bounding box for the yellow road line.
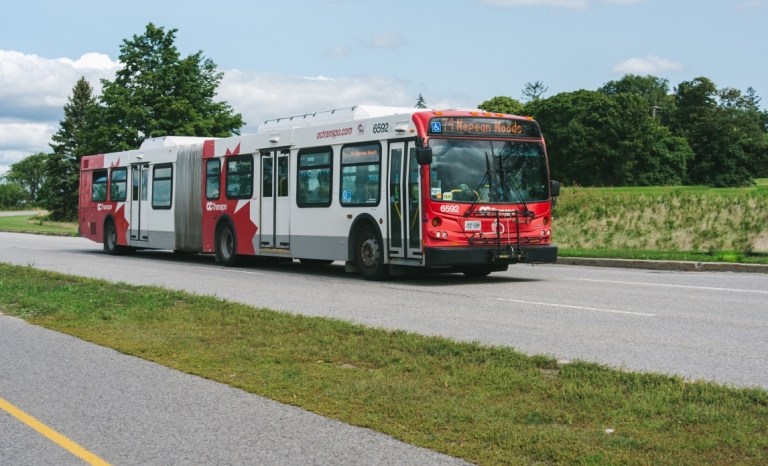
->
[0,395,111,466]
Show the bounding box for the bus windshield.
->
[428,139,549,204]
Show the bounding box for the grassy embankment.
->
[553,179,768,264]
[1,263,766,465]
[0,214,77,235]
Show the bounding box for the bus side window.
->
[226,155,253,199]
[340,142,381,207]
[92,170,108,202]
[152,164,173,209]
[206,159,221,200]
[110,167,127,202]
[297,148,332,207]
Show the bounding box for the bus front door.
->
[130,164,149,244]
[387,141,422,260]
[259,151,290,250]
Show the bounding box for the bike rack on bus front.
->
[466,209,534,262]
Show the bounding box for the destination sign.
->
[428,117,541,139]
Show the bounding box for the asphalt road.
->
[1,232,767,463]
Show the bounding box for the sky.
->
[1,0,767,174]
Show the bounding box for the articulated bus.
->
[79,106,560,280]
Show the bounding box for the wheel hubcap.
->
[360,237,378,268]
[108,227,116,248]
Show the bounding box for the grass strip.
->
[1,263,767,465]
[559,248,768,265]
[0,215,77,235]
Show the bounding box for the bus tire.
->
[104,220,123,256]
[355,225,388,281]
[299,259,334,266]
[216,223,242,267]
[462,266,493,277]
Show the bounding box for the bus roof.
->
[256,105,422,133]
[139,136,213,149]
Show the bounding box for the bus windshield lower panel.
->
[428,139,549,204]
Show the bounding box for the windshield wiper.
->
[494,147,530,215]
[464,153,493,217]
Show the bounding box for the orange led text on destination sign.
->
[439,118,525,135]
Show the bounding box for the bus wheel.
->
[299,259,334,266]
[462,266,493,277]
[216,223,241,267]
[356,225,388,281]
[104,221,123,256]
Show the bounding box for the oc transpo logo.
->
[97,203,112,212]
[206,202,228,212]
[357,122,366,135]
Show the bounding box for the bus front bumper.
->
[424,245,558,267]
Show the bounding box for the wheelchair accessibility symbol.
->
[431,122,442,133]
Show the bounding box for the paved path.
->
[0,314,467,465]
[0,210,41,217]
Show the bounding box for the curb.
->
[557,257,768,274]
[0,229,75,237]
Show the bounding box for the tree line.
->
[0,23,243,219]
[479,75,768,188]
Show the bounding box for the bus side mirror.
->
[416,146,432,165]
[550,180,560,197]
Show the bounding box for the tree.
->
[91,23,244,153]
[599,74,675,124]
[478,96,524,115]
[41,77,98,221]
[415,94,428,109]
[599,75,671,108]
[0,182,26,209]
[4,153,49,203]
[669,77,766,186]
[522,81,548,102]
[525,90,693,187]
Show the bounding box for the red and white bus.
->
[79,106,559,280]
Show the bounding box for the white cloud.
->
[0,122,55,151]
[0,49,119,122]
[612,56,683,74]
[323,45,349,58]
[478,0,645,8]
[0,49,119,172]
[0,121,57,173]
[58,52,121,70]
[355,32,406,49]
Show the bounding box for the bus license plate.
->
[465,220,481,231]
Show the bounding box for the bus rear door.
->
[130,164,149,244]
[259,150,290,250]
